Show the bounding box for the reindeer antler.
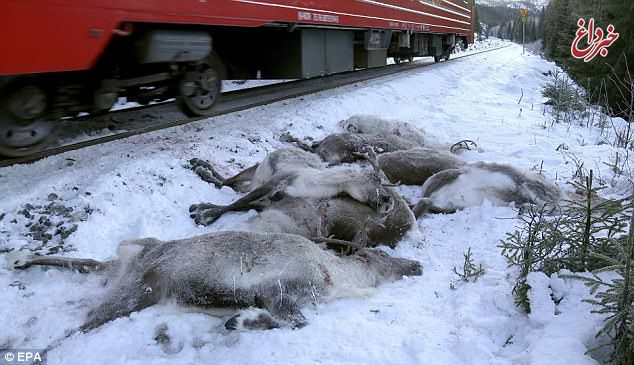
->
[311,235,365,249]
[353,146,398,186]
[450,140,478,154]
[312,222,368,255]
[311,235,367,256]
[353,146,381,171]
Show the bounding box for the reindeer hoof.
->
[189,158,212,170]
[278,132,293,143]
[5,249,31,270]
[225,308,280,331]
[189,203,225,226]
[189,158,202,167]
[189,203,216,213]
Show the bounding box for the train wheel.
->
[177,58,221,117]
[393,56,402,64]
[0,84,57,158]
[434,56,441,63]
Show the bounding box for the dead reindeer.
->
[7,231,422,331]
[262,147,416,249]
[216,147,416,249]
[189,166,396,226]
[190,147,323,193]
[373,147,465,185]
[411,162,564,217]
[280,132,420,165]
[315,193,416,249]
[234,188,416,249]
[339,115,478,154]
[339,114,442,148]
[189,146,396,226]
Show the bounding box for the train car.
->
[0,0,474,157]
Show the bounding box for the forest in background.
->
[476,0,633,120]
[476,3,541,43]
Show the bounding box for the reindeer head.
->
[315,136,353,165]
[372,179,396,214]
[344,171,395,214]
[338,117,361,133]
[345,121,360,133]
[353,249,422,282]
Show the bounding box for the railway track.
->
[0,44,510,168]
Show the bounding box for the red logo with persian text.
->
[571,18,619,63]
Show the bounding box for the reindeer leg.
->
[7,250,113,274]
[411,199,426,218]
[222,163,259,192]
[225,294,307,331]
[265,295,307,329]
[189,176,290,226]
[193,167,224,187]
[279,132,315,152]
[80,279,160,332]
[411,197,454,218]
[190,158,225,187]
[189,158,225,181]
[190,158,260,193]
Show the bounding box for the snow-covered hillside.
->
[1,40,631,364]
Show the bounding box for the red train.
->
[0,0,474,157]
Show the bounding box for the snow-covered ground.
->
[1,42,631,364]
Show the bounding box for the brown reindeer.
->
[375,147,465,185]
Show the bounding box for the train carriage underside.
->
[0,0,474,157]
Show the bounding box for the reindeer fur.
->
[339,114,442,148]
[412,162,564,216]
[376,148,465,185]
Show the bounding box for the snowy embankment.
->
[0,41,631,364]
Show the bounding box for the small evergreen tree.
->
[563,171,629,270]
[578,192,633,364]
[500,170,629,312]
[450,247,485,289]
[542,69,588,123]
[500,203,566,312]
